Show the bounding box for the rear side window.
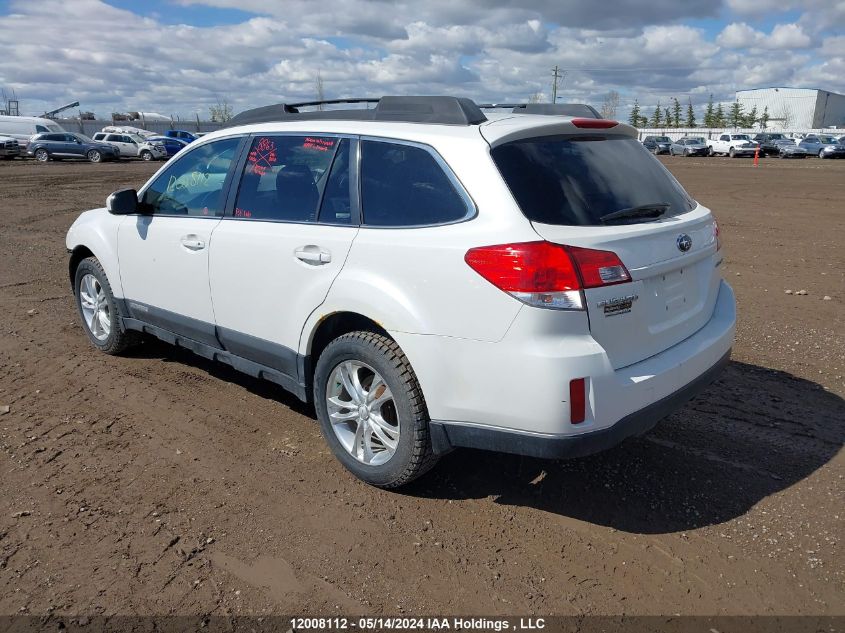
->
[36,125,49,133]
[360,140,470,227]
[491,135,694,226]
[233,135,341,222]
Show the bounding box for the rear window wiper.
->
[599,203,670,224]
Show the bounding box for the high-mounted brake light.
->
[571,118,618,129]
[464,241,631,310]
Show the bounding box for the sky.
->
[0,0,843,121]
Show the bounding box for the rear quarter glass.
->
[491,134,694,226]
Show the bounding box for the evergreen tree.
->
[729,101,743,128]
[715,103,725,127]
[672,97,682,128]
[745,106,758,128]
[628,100,641,127]
[650,100,662,127]
[760,106,770,129]
[685,97,696,127]
[704,94,715,127]
[665,107,672,127]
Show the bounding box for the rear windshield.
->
[491,135,695,226]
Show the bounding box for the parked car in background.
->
[0,115,66,150]
[752,133,788,156]
[146,135,189,157]
[164,129,198,143]
[0,134,22,159]
[642,135,672,154]
[709,133,757,157]
[771,139,809,158]
[27,132,120,163]
[669,137,709,156]
[101,125,155,139]
[64,95,734,488]
[92,132,168,161]
[798,134,845,158]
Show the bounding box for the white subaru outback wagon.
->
[66,96,736,488]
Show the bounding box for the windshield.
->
[654,136,671,142]
[768,134,785,140]
[733,135,750,140]
[491,134,695,227]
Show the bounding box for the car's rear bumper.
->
[396,280,736,458]
[430,349,730,458]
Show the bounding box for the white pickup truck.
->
[708,134,758,157]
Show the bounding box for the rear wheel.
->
[314,331,437,488]
[34,148,49,162]
[87,150,102,163]
[74,257,139,354]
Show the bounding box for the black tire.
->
[74,257,140,355]
[87,150,102,163]
[729,147,735,158]
[819,150,826,159]
[313,331,437,488]
[34,148,49,162]
[707,146,714,156]
[684,148,690,157]
[140,150,153,161]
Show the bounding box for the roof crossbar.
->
[225,96,487,128]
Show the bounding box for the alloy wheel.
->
[78,273,111,341]
[326,360,399,466]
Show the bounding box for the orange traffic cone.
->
[754,145,760,167]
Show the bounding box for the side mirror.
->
[106,189,138,215]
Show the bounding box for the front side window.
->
[139,137,241,216]
[233,135,343,222]
[360,140,470,227]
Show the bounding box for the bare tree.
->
[209,96,233,123]
[528,92,544,103]
[599,90,620,119]
[315,71,325,110]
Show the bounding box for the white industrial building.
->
[736,87,845,129]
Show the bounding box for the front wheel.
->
[684,148,690,157]
[74,257,139,354]
[314,331,437,488]
[34,148,49,162]
[140,150,153,161]
[819,150,826,159]
[87,150,102,163]
[729,147,736,158]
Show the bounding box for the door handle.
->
[294,245,331,264]
[180,235,206,251]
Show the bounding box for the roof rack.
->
[225,96,487,128]
[478,103,601,119]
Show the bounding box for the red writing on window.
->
[303,137,335,152]
[234,207,252,218]
[247,137,277,176]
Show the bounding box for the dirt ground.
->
[0,155,842,618]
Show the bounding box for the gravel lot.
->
[0,156,842,617]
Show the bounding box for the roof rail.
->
[478,102,601,119]
[225,96,487,128]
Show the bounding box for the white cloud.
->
[0,0,842,123]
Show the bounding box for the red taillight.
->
[567,245,631,288]
[570,378,586,424]
[465,241,631,310]
[571,118,618,129]
[464,241,580,293]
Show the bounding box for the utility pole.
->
[551,66,563,103]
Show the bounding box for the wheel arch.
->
[66,212,125,297]
[301,311,393,398]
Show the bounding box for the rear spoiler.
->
[477,103,601,118]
